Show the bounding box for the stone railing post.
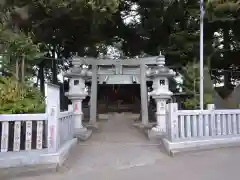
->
[47,106,59,153]
[45,83,60,153]
[207,104,215,136]
[207,104,215,110]
[168,103,178,141]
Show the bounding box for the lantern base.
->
[74,128,92,141]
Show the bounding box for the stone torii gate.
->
[64,54,175,139]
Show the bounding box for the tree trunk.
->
[15,59,19,87]
[52,59,57,84]
[16,60,18,79]
[21,57,25,82]
[39,62,45,95]
[51,47,58,84]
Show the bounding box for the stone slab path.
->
[62,113,168,173]
[10,113,240,180]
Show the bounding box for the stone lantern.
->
[64,62,92,140]
[146,56,175,134]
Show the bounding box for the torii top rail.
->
[71,56,165,66]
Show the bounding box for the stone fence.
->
[0,84,76,169]
[163,103,240,156]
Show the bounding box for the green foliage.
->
[1,0,239,90]
[184,94,213,109]
[6,32,42,61]
[182,62,199,94]
[206,0,240,20]
[183,97,199,110]
[181,62,213,109]
[0,76,45,114]
[0,28,43,80]
[1,30,42,61]
[86,0,120,13]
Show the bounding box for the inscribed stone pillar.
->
[140,63,149,125]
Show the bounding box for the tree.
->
[181,62,213,109]
[1,0,120,85]
[1,0,239,95]
[1,31,42,81]
[206,0,240,90]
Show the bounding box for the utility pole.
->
[200,0,204,110]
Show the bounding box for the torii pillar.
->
[140,63,149,126]
[89,63,98,125]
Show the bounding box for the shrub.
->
[0,76,45,114]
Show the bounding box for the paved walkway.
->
[12,113,240,180]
